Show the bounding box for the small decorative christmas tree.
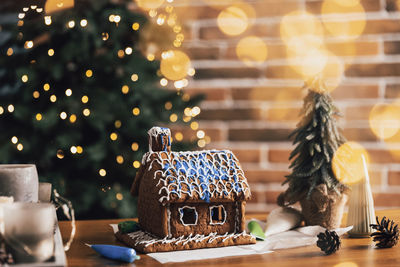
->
[278,77,348,229]
[0,0,201,219]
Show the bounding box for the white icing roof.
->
[139,150,251,204]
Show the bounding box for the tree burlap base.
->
[300,184,349,229]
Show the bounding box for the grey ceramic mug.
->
[0,164,39,202]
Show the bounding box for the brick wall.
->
[165,0,400,213]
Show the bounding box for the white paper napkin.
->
[110,224,352,264]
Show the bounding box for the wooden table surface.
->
[59,209,400,266]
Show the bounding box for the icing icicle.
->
[127,230,252,248]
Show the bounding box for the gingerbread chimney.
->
[148,127,172,152]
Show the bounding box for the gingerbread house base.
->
[115,230,256,253]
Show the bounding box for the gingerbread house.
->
[116,127,255,253]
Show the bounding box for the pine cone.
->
[317,230,341,255]
[370,216,399,248]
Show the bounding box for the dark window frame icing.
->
[209,205,226,225]
[178,206,198,226]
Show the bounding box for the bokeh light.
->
[81,95,89,103]
[7,104,14,113]
[369,103,400,140]
[70,146,77,154]
[116,155,124,164]
[65,88,72,96]
[175,132,183,141]
[114,120,122,128]
[125,47,133,55]
[190,121,199,130]
[110,132,118,141]
[21,75,28,83]
[45,0,74,14]
[80,19,88,27]
[69,114,77,123]
[132,107,140,116]
[198,139,206,148]
[99,169,106,176]
[197,130,205,139]
[60,112,67,120]
[24,40,33,49]
[217,6,248,36]
[44,16,52,25]
[236,36,268,66]
[289,48,328,78]
[333,262,358,267]
[147,53,155,61]
[135,0,165,10]
[6,48,13,56]
[321,0,366,40]
[67,20,75,28]
[85,69,93,77]
[116,193,123,200]
[121,85,130,94]
[321,53,345,92]
[160,78,168,86]
[101,32,109,41]
[11,136,18,144]
[131,142,139,151]
[160,50,191,80]
[113,15,121,23]
[117,49,125,58]
[132,22,140,31]
[133,161,141,168]
[299,51,344,92]
[35,113,42,121]
[139,21,176,59]
[131,74,139,82]
[56,149,64,159]
[165,101,172,110]
[76,146,83,154]
[169,113,178,122]
[83,108,90,116]
[281,11,324,48]
[332,142,370,185]
[191,106,201,116]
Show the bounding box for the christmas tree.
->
[278,78,347,207]
[0,0,201,219]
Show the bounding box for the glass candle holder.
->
[39,182,52,203]
[3,203,55,263]
[0,196,14,238]
[0,164,39,202]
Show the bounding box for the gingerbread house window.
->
[210,205,226,225]
[179,206,198,226]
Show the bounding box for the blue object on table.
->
[85,243,140,263]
